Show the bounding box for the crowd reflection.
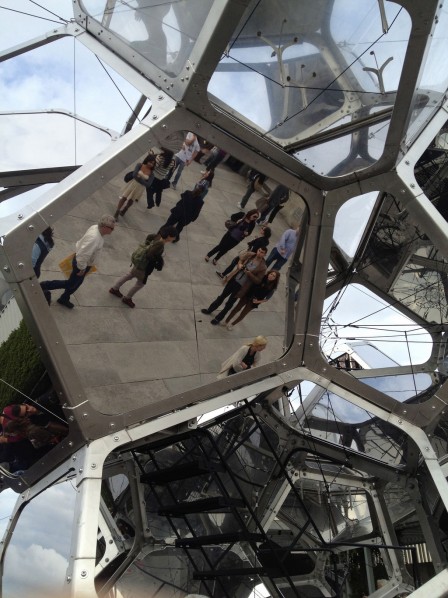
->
[0,390,68,474]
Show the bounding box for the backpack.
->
[131,240,155,271]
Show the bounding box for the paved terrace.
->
[40,160,294,415]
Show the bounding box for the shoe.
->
[226,323,234,331]
[201,170,206,174]
[210,318,220,325]
[216,271,224,279]
[43,290,51,306]
[204,256,210,262]
[122,297,135,308]
[212,259,218,265]
[109,287,123,298]
[57,298,74,309]
[237,202,243,209]
[171,183,176,190]
[201,308,211,315]
[258,218,268,226]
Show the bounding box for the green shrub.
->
[0,320,45,410]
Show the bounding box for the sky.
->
[0,1,441,597]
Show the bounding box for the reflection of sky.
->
[2,479,77,598]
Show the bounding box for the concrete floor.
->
[40,159,291,415]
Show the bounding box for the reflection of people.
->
[238,170,268,209]
[32,227,54,277]
[265,227,300,271]
[217,336,267,378]
[205,210,260,265]
[218,225,271,279]
[171,132,200,189]
[40,215,115,309]
[114,155,155,218]
[202,247,267,325]
[202,146,226,170]
[257,184,290,224]
[194,169,214,200]
[133,0,171,70]
[146,148,175,208]
[224,270,280,330]
[109,226,177,308]
[163,187,204,242]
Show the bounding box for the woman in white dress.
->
[217,336,267,379]
[114,155,156,218]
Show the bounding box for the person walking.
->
[31,227,54,277]
[217,336,267,378]
[170,132,200,190]
[201,247,267,325]
[109,225,177,308]
[40,214,115,308]
[146,148,175,208]
[265,226,300,271]
[217,225,271,280]
[224,270,280,330]
[257,184,290,224]
[205,209,260,265]
[114,155,155,218]
[162,187,204,242]
[194,169,214,200]
[238,169,268,209]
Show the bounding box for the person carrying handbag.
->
[204,209,260,265]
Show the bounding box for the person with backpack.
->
[256,184,290,224]
[238,169,268,209]
[109,225,177,308]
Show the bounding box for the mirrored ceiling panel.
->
[80,0,213,77]
[210,0,410,157]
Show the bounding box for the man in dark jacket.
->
[162,186,204,241]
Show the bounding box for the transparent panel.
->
[333,192,377,260]
[405,5,448,145]
[81,0,213,77]
[2,476,76,598]
[362,372,432,401]
[293,116,390,176]
[322,285,432,367]
[210,0,410,152]
[0,1,73,52]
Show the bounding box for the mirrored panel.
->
[0,312,70,474]
[31,142,305,415]
[210,0,410,154]
[80,0,213,77]
[333,192,377,261]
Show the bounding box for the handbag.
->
[255,196,269,212]
[161,178,171,190]
[124,171,134,183]
[225,219,238,230]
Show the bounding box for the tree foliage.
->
[0,321,45,409]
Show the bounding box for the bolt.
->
[18,214,24,220]
[91,463,97,469]
[28,224,34,231]
[398,420,402,424]
[152,115,158,120]
[109,423,115,428]
[68,441,73,447]
[17,263,24,269]
[82,413,88,418]
[66,576,72,583]
[114,436,120,442]
[79,468,83,473]
[410,183,415,188]
[80,570,87,578]
[158,95,164,100]
[3,266,9,272]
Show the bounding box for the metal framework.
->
[1,1,448,596]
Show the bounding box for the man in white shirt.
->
[265,227,300,271]
[170,132,200,189]
[40,214,115,308]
